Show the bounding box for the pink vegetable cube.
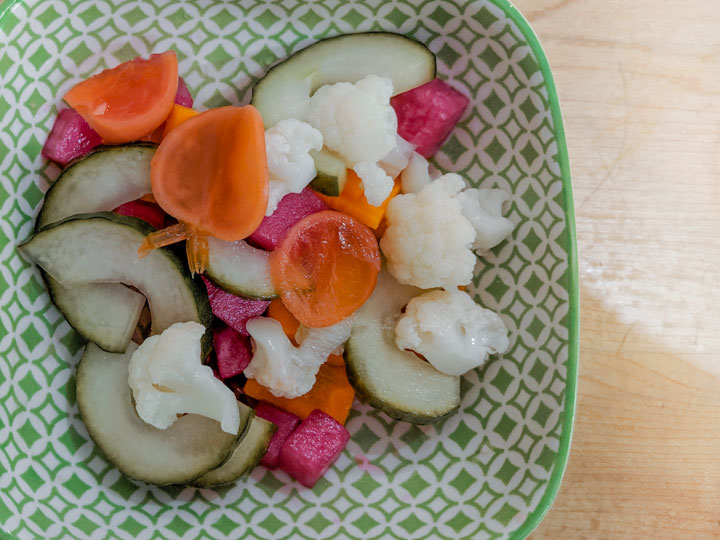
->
[213,325,252,379]
[42,108,103,166]
[202,277,270,335]
[278,409,349,488]
[391,79,470,158]
[175,76,193,107]
[248,188,328,250]
[255,402,301,469]
[113,200,166,230]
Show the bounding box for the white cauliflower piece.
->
[245,316,353,398]
[460,188,514,252]
[265,118,323,216]
[379,134,415,179]
[395,289,510,376]
[380,174,476,289]
[308,75,398,206]
[128,322,240,435]
[400,152,433,194]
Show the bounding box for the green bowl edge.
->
[0,0,580,538]
[493,0,579,538]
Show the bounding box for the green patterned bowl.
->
[0,0,578,538]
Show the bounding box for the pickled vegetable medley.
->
[22,33,517,489]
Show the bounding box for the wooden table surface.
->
[510,1,720,538]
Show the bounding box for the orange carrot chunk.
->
[161,104,199,139]
[64,51,178,144]
[316,170,400,230]
[244,362,355,425]
[267,299,300,343]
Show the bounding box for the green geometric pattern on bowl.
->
[0,0,578,539]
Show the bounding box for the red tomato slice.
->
[270,211,381,328]
[64,51,178,144]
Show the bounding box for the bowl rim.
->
[0,0,578,538]
[493,0,579,537]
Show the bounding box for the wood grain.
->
[511,1,720,538]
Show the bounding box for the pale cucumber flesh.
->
[44,276,145,353]
[194,415,276,487]
[20,213,211,336]
[345,270,461,424]
[77,342,252,485]
[205,237,277,300]
[36,144,155,230]
[309,148,348,197]
[35,145,156,351]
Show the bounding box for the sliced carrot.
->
[326,354,345,367]
[267,299,300,343]
[142,105,268,273]
[162,104,199,139]
[244,362,355,424]
[316,170,400,229]
[64,51,178,144]
[269,210,380,328]
[140,193,157,204]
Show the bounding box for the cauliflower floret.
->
[400,152,433,194]
[245,316,353,398]
[380,174,476,289]
[460,188,514,252]
[128,322,240,434]
[378,134,415,179]
[308,75,398,206]
[395,289,510,376]
[265,118,323,216]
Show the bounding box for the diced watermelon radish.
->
[248,188,328,250]
[255,402,301,469]
[175,76,193,107]
[278,409,349,488]
[202,277,270,335]
[391,79,470,158]
[42,108,103,166]
[213,325,252,379]
[113,200,167,230]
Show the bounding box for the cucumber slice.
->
[345,270,460,424]
[251,32,436,126]
[36,144,155,230]
[77,342,252,485]
[309,148,347,197]
[205,237,277,300]
[19,212,211,336]
[35,144,155,351]
[44,276,145,353]
[194,415,276,487]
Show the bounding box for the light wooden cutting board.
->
[514,0,720,538]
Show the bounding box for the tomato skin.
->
[64,51,178,144]
[270,211,381,328]
[150,105,268,241]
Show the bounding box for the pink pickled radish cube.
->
[202,277,270,335]
[278,409,349,488]
[248,188,328,250]
[391,79,470,158]
[255,402,301,469]
[175,76,193,107]
[42,108,103,166]
[113,200,166,230]
[213,325,252,379]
